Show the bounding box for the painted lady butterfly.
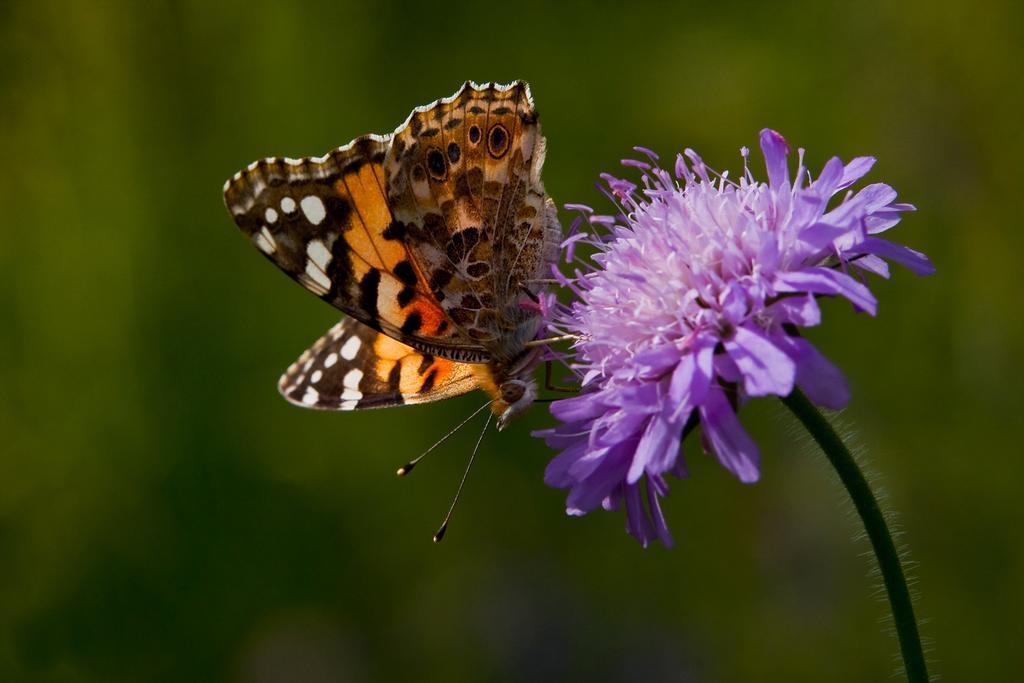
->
[224,81,560,431]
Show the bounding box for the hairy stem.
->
[781,388,928,683]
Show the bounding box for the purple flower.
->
[536,130,934,547]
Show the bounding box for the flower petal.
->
[723,326,796,397]
[594,407,650,447]
[550,391,607,423]
[628,414,679,483]
[601,487,622,512]
[759,129,791,189]
[858,236,936,276]
[837,156,876,190]
[646,478,674,548]
[566,444,633,513]
[605,382,662,412]
[650,421,687,476]
[647,481,671,548]
[543,439,592,488]
[809,156,845,200]
[567,443,616,482]
[669,342,714,414]
[632,344,684,377]
[719,282,749,324]
[713,352,742,384]
[776,335,851,409]
[624,484,655,547]
[628,432,664,490]
[671,452,689,479]
[776,267,878,314]
[832,183,901,231]
[858,183,899,212]
[699,389,760,483]
[864,212,903,234]
[797,221,849,254]
[767,294,821,327]
[852,254,890,278]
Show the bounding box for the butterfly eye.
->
[426,147,447,180]
[501,381,526,404]
[488,124,509,158]
[468,125,481,144]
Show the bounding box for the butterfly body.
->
[224,81,559,428]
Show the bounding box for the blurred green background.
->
[2,1,1020,680]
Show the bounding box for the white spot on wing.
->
[339,399,358,410]
[324,352,338,368]
[340,336,361,361]
[255,227,277,254]
[301,195,326,225]
[265,207,278,224]
[343,369,363,390]
[341,387,362,400]
[301,387,319,405]
[306,239,332,270]
[281,196,296,213]
[305,261,331,291]
[376,276,402,316]
[311,369,323,383]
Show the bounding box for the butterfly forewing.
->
[224,137,490,362]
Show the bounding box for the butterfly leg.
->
[518,283,540,304]
[544,360,578,393]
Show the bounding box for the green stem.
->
[781,388,928,683]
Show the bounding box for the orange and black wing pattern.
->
[278,317,480,411]
[223,137,492,363]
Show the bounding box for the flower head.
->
[537,130,933,547]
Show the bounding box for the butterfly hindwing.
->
[279,317,481,410]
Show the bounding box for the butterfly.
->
[223,81,561,431]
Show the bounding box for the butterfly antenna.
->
[396,400,492,477]
[433,411,493,543]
